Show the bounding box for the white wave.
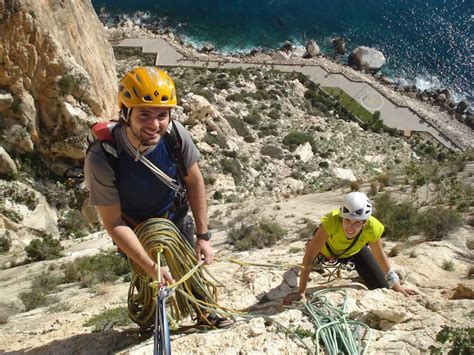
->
[414,75,442,92]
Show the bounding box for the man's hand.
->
[150,264,174,287]
[392,284,418,297]
[195,239,213,264]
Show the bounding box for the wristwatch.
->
[196,231,211,241]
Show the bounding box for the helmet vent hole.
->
[124,91,132,99]
[135,75,142,84]
[143,95,152,102]
[132,87,140,98]
[161,95,169,102]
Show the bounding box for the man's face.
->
[128,106,170,146]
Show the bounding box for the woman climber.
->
[284,192,418,304]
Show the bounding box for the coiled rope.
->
[294,288,372,354]
[127,218,242,329]
[126,218,371,353]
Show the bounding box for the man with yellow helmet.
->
[85,66,231,327]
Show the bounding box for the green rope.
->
[291,288,372,354]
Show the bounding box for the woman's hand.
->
[283,291,306,305]
[392,284,418,296]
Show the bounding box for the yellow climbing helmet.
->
[118,66,177,111]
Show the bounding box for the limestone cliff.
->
[0,0,116,172]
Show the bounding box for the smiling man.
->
[84,66,232,328]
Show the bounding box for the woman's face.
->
[342,218,365,238]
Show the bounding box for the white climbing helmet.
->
[340,192,372,221]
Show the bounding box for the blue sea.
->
[92,0,473,106]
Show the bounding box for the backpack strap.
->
[163,120,188,177]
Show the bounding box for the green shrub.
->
[225,115,252,138]
[214,79,230,90]
[0,234,12,253]
[11,99,23,114]
[417,208,462,241]
[25,234,63,261]
[226,92,249,102]
[258,123,278,137]
[19,272,62,311]
[268,109,280,120]
[228,219,287,251]
[221,158,243,185]
[84,306,132,331]
[19,290,48,311]
[441,260,455,272]
[58,74,76,95]
[243,112,261,125]
[283,131,316,153]
[204,133,227,149]
[213,191,223,200]
[373,194,420,240]
[62,251,129,287]
[1,184,38,210]
[260,145,284,160]
[430,326,473,355]
[58,210,88,239]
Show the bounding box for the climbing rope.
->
[291,288,372,354]
[126,217,370,354]
[127,218,243,330]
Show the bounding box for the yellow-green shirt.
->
[320,209,384,258]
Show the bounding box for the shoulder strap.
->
[325,231,362,259]
[163,121,188,177]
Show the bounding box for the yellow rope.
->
[126,217,347,330]
[127,218,239,330]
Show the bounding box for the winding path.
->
[114,38,461,150]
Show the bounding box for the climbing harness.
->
[313,254,356,282]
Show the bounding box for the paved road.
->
[114,38,459,150]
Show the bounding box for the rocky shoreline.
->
[104,20,473,151]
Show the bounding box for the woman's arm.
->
[283,226,329,304]
[369,240,417,296]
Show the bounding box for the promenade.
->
[114,38,460,150]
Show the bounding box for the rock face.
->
[348,46,386,72]
[0,0,116,166]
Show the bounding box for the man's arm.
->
[97,203,173,283]
[182,162,212,264]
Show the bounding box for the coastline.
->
[105,23,474,151]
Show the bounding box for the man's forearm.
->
[107,224,156,275]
